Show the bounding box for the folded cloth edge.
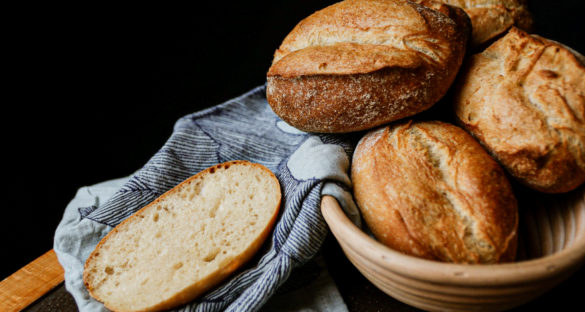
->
[53,85,358,312]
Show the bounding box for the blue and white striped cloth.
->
[54,85,359,311]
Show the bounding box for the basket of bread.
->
[266,0,584,311]
[78,1,583,311]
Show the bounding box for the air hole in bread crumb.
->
[203,248,220,262]
[153,213,159,222]
[155,232,162,238]
[173,262,183,270]
[105,266,114,275]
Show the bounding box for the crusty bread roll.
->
[266,0,470,133]
[454,28,585,193]
[83,161,281,312]
[429,0,533,47]
[351,121,518,263]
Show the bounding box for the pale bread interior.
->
[83,161,281,312]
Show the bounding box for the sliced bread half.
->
[83,160,281,312]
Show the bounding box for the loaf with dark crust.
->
[430,0,533,47]
[351,121,518,264]
[266,0,470,133]
[454,28,585,193]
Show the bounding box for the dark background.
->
[4,0,585,310]
[4,0,339,278]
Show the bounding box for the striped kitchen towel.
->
[54,85,360,312]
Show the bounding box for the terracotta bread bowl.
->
[321,185,585,312]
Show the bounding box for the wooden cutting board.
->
[0,250,64,312]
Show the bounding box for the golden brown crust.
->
[351,121,518,264]
[266,0,470,133]
[431,0,533,47]
[454,28,585,193]
[268,43,422,77]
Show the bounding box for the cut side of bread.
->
[83,160,281,312]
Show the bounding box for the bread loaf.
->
[454,28,585,193]
[428,0,533,47]
[351,121,518,263]
[83,161,281,312]
[266,0,470,133]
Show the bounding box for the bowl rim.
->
[321,194,585,286]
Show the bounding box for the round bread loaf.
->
[266,0,470,133]
[351,121,518,264]
[429,0,533,47]
[454,28,585,193]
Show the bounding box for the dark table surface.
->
[20,235,585,311]
[5,0,585,311]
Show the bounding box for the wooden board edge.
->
[0,250,65,312]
